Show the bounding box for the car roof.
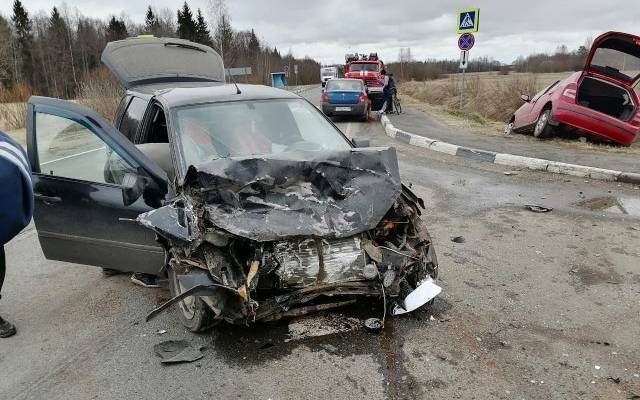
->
[129,83,300,108]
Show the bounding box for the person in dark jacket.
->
[0,130,34,338]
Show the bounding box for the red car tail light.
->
[359,92,367,103]
[321,91,328,103]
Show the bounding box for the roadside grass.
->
[399,71,640,155]
[0,68,122,144]
[76,67,123,122]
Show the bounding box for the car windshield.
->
[174,98,352,168]
[326,80,362,91]
[350,63,378,72]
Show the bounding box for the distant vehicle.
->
[321,78,371,121]
[320,66,338,87]
[343,53,386,111]
[506,31,640,146]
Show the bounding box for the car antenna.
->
[229,73,242,94]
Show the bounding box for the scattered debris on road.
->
[286,314,360,342]
[503,171,519,176]
[525,204,553,213]
[363,317,383,333]
[153,340,205,364]
[451,236,466,243]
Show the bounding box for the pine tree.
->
[11,0,33,83]
[145,6,159,35]
[105,16,128,42]
[176,2,197,42]
[213,13,233,61]
[194,9,212,46]
[248,29,260,55]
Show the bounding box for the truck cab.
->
[320,66,338,87]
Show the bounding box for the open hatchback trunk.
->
[101,37,224,89]
[578,32,640,120]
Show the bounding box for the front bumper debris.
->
[138,147,441,325]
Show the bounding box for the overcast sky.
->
[1,0,639,65]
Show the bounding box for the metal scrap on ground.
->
[153,340,206,364]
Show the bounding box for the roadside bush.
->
[0,102,27,130]
[0,82,32,103]
[399,73,560,123]
[76,67,124,122]
[0,82,31,130]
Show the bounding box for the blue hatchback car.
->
[321,78,370,121]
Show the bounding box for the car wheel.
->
[361,104,370,122]
[168,261,217,332]
[533,109,554,138]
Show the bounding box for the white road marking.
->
[345,122,353,137]
[41,146,105,166]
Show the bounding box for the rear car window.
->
[119,96,147,141]
[327,80,363,91]
[591,48,640,81]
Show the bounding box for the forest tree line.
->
[0,0,322,101]
[386,41,592,81]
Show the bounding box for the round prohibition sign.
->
[458,33,475,51]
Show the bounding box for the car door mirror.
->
[121,172,163,208]
[520,94,531,102]
[352,137,370,148]
[121,172,149,206]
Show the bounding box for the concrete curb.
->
[380,115,640,184]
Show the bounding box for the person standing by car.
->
[380,69,391,114]
[0,130,34,338]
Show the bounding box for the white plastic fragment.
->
[392,277,441,315]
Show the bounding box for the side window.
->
[35,112,136,185]
[119,96,148,141]
[140,104,169,144]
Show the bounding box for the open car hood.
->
[101,37,224,89]
[140,147,402,242]
[584,31,640,86]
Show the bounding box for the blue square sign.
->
[456,7,480,34]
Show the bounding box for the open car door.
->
[26,96,169,275]
[101,37,225,89]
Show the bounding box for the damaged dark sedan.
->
[26,36,440,331]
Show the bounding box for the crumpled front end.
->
[139,147,440,325]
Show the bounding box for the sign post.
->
[455,7,480,109]
[294,64,299,86]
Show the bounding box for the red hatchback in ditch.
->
[507,31,640,146]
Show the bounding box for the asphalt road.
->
[1,86,640,399]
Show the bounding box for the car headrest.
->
[135,143,174,182]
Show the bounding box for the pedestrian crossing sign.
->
[456,7,480,34]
